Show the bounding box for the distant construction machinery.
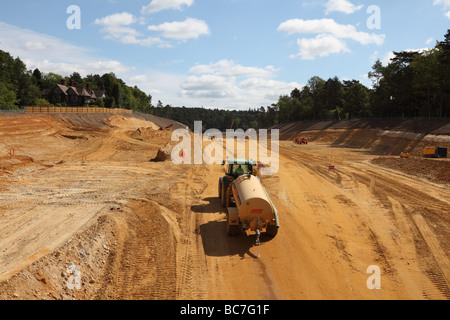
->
[423,146,447,158]
[294,137,308,145]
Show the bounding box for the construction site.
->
[0,111,449,300]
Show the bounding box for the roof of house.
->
[46,84,104,99]
[77,87,92,97]
[54,84,69,95]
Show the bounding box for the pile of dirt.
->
[130,127,173,142]
[50,112,187,131]
[152,143,173,162]
[0,155,35,173]
[372,157,450,184]
[105,115,159,130]
[0,214,116,300]
[132,112,188,131]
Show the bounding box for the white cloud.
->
[95,13,139,40]
[291,35,350,60]
[129,74,149,83]
[148,18,210,40]
[142,0,194,14]
[0,22,131,77]
[240,78,304,101]
[94,12,169,47]
[278,18,385,45]
[369,50,379,63]
[433,0,450,17]
[325,0,363,15]
[182,75,233,91]
[181,74,236,99]
[95,12,136,28]
[425,37,435,45]
[433,0,450,8]
[126,70,187,103]
[381,51,395,66]
[278,18,385,60]
[189,59,276,79]
[179,59,302,108]
[24,41,46,51]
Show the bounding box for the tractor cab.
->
[219,159,258,206]
[223,159,257,179]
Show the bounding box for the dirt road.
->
[0,113,449,300]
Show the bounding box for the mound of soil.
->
[50,112,187,131]
[105,115,159,130]
[152,143,173,162]
[372,157,450,184]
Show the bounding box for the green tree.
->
[410,48,441,118]
[343,80,370,119]
[42,73,63,89]
[69,72,83,86]
[104,96,115,108]
[32,68,43,90]
[368,59,384,87]
[308,76,326,119]
[437,29,450,118]
[0,50,16,87]
[323,77,344,112]
[0,82,18,107]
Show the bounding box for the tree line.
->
[0,50,152,113]
[151,29,450,131]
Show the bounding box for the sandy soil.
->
[0,113,449,300]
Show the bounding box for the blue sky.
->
[0,0,449,109]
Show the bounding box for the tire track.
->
[173,165,208,300]
[412,214,450,299]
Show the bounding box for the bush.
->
[36,98,52,106]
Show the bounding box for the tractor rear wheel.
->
[221,182,227,207]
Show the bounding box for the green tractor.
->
[218,159,257,207]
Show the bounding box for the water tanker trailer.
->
[220,172,279,238]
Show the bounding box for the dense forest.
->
[0,51,152,113]
[1,29,449,131]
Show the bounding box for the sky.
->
[0,0,449,110]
